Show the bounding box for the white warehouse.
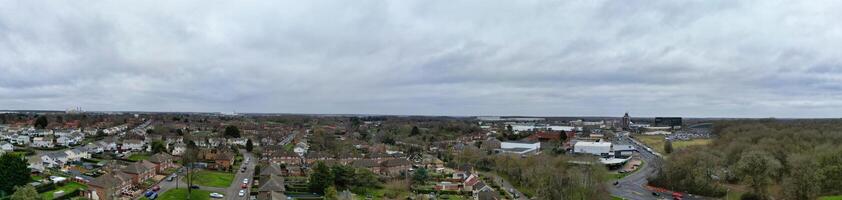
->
[574,141,613,156]
[498,141,541,155]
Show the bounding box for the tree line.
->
[650,119,842,200]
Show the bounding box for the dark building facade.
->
[654,117,682,128]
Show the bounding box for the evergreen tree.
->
[309,162,333,194]
[245,139,254,152]
[224,125,241,138]
[34,116,48,129]
[0,154,31,196]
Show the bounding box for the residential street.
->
[225,149,256,200]
[480,172,528,200]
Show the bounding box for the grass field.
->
[187,170,235,187]
[127,153,150,162]
[634,135,712,155]
[157,188,212,200]
[819,196,842,200]
[41,182,87,200]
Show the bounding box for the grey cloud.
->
[1,0,842,117]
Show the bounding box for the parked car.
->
[144,191,156,197]
[152,186,160,191]
[238,189,246,197]
[210,193,224,198]
[242,178,249,184]
[241,183,248,188]
[191,185,200,189]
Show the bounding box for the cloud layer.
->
[2,0,842,117]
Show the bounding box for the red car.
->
[241,183,248,189]
[152,186,161,192]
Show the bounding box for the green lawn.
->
[156,188,212,200]
[634,135,712,155]
[41,182,87,200]
[186,170,235,188]
[127,153,151,162]
[819,196,842,200]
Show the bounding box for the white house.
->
[573,141,613,156]
[171,143,186,156]
[0,141,14,151]
[31,137,55,148]
[15,135,30,145]
[41,152,69,168]
[121,139,145,151]
[84,143,103,154]
[64,148,90,162]
[96,139,118,152]
[228,138,248,146]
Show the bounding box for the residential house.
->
[380,158,412,177]
[96,137,118,152]
[171,143,186,156]
[87,172,132,200]
[213,151,235,170]
[41,151,69,168]
[147,153,175,174]
[64,148,90,162]
[121,139,145,152]
[257,175,287,200]
[121,161,155,184]
[27,156,44,172]
[31,137,54,148]
[0,141,13,151]
[228,138,248,146]
[475,182,500,200]
[14,135,30,145]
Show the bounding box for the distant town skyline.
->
[3,1,842,118]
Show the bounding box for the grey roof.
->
[260,164,284,176]
[46,151,68,158]
[258,175,286,192]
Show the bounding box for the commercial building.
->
[498,141,540,155]
[573,141,612,156]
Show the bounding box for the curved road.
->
[609,136,707,200]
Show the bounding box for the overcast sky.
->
[1,1,842,118]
